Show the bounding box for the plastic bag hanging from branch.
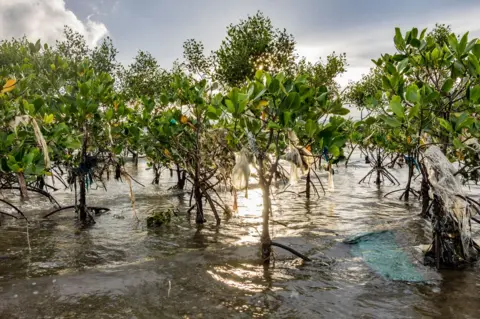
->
[299,147,314,173]
[10,115,51,169]
[120,168,139,221]
[285,144,303,185]
[328,165,334,191]
[232,148,251,198]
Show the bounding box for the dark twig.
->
[0,199,27,221]
[271,242,311,261]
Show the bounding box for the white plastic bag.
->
[232,149,251,191]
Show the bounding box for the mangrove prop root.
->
[271,242,311,261]
[2,186,61,207]
[0,211,19,219]
[383,188,405,198]
[0,199,28,221]
[311,168,326,195]
[44,205,110,218]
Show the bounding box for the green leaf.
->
[406,84,419,103]
[65,137,81,149]
[317,92,328,105]
[466,39,477,53]
[394,28,405,50]
[305,119,317,138]
[438,118,453,132]
[105,108,113,120]
[410,38,421,48]
[33,98,44,112]
[419,28,427,40]
[267,121,281,129]
[411,28,418,39]
[431,48,440,60]
[281,92,300,110]
[364,117,377,125]
[448,34,459,53]
[382,116,402,128]
[389,95,405,119]
[473,43,480,58]
[442,78,454,93]
[237,100,247,114]
[453,138,464,150]
[458,32,469,55]
[408,103,420,119]
[453,61,466,78]
[6,133,16,147]
[225,99,235,114]
[329,145,340,157]
[456,113,474,131]
[280,111,292,127]
[470,85,480,102]
[160,94,169,105]
[23,150,35,166]
[268,79,280,94]
[80,83,89,96]
[43,114,54,124]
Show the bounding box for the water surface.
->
[0,154,479,318]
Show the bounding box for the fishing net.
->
[345,231,426,282]
[423,145,477,264]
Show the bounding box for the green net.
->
[345,231,425,282]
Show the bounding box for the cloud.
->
[296,3,480,87]
[0,0,108,46]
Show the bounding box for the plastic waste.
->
[232,148,251,194]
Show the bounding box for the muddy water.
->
[0,155,480,318]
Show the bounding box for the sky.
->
[2,0,480,87]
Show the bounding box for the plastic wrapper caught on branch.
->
[10,115,51,169]
[299,147,314,173]
[285,145,303,184]
[232,148,251,198]
[328,167,334,191]
[247,131,259,157]
[287,129,300,146]
[285,129,315,184]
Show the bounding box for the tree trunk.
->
[152,163,160,185]
[132,151,138,168]
[375,150,381,185]
[79,124,88,222]
[306,169,311,199]
[421,165,430,218]
[17,172,28,199]
[78,174,87,221]
[194,181,204,224]
[404,154,414,202]
[258,158,272,263]
[344,144,358,168]
[176,164,186,190]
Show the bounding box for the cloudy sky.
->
[2,0,480,86]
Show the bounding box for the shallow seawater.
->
[0,154,480,318]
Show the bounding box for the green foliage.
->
[146,209,177,227]
[214,11,297,87]
[296,52,348,93]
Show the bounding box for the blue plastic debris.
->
[344,231,425,282]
